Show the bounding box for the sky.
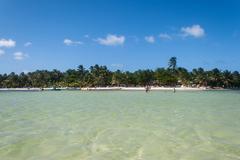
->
[0,0,240,73]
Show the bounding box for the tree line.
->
[0,57,240,88]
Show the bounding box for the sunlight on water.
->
[0,91,240,160]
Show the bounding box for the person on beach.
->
[145,85,150,93]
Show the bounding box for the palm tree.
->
[89,65,112,87]
[155,68,177,86]
[177,67,190,86]
[134,69,154,86]
[222,70,233,88]
[168,57,177,71]
[191,68,207,87]
[207,68,222,88]
[1,58,240,88]
[232,71,240,88]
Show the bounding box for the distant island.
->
[0,57,239,89]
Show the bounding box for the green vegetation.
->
[0,57,240,88]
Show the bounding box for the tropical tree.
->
[0,58,240,88]
[134,69,154,86]
[222,70,233,88]
[111,70,126,86]
[177,67,190,86]
[207,68,222,87]
[191,68,207,87]
[89,65,112,87]
[155,68,177,86]
[168,57,177,71]
[64,69,79,87]
[232,71,240,88]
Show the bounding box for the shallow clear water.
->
[0,91,240,160]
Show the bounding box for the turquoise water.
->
[0,91,240,160]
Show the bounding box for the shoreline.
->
[0,87,233,92]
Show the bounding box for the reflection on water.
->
[0,91,240,160]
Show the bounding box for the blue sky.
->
[0,0,240,73]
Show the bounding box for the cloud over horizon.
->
[181,25,205,38]
[145,36,155,43]
[24,42,32,47]
[13,52,28,60]
[64,38,83,46]
[111,63,124,68]
[159,33,172,40]
[96,34,125,46]
[0,39,16,48]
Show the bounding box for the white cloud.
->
[0,39,16,48]
[181,25,205,38]
[24,42,32,47]
[159,33,172,40]
[13,52,28,60]
[96,34,125,46]
[0,49,5,56]
[145,36,155,43]
[111,64,124,68]
[63,38,83,46]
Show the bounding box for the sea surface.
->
[0,91,240,160]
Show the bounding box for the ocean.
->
[0,90,240,159]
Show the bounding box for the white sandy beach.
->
[0,86,211,91]
[81,86,208,91]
